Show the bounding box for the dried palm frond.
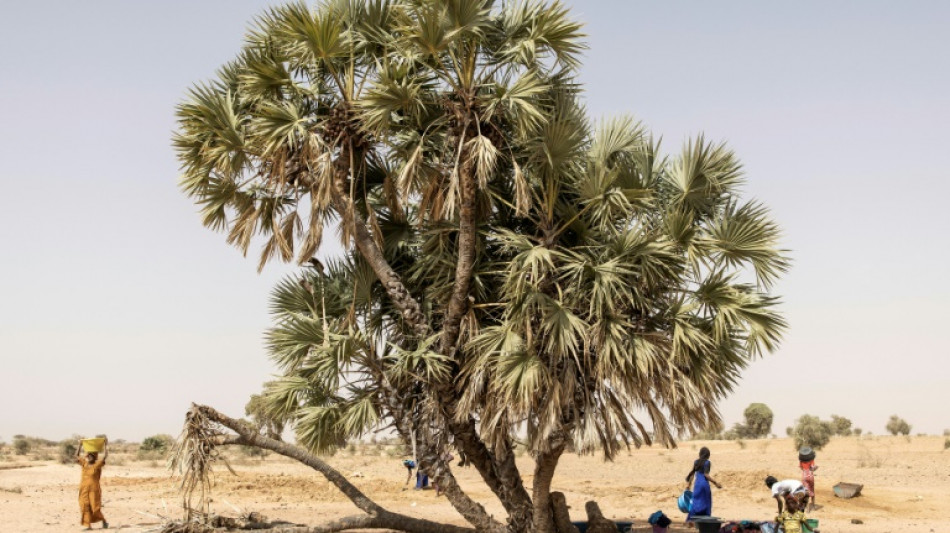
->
[168,406,236,522]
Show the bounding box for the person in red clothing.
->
[798,447,818,511]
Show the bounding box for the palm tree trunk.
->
[324,147,533,531]
[192,404,474,533]
[439,156,477,357]
[434,150,536,532]
[264,511,472,533]
[326,150,429,338]
[550,492,579,533]
[531,440,567,533]
[449,418,535,533]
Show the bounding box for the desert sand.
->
[0,435,945,532]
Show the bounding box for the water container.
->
[81,438,105,453]
[694,516,722,533]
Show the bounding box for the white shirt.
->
[771,479,807,497]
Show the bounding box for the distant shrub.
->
[886,415,911,436]
[944,438,950,450]
[853,427,863,436]
[58,440,78,464]
[943,429,950,437]
[789,415,832,450]
[830,415,853,436]
[13,438,30,455]
[138,434,174,458]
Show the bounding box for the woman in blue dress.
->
[685,447,722,524]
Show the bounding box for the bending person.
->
[765,475,809,515]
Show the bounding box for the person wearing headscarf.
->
[76,438,109,530]
[685,447,722,523]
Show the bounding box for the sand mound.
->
[716,470,774,491]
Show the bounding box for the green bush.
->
[944,438,950,450]
[885,415,911,436]
[789,414,833,450]
[13,438,30,455]
[139,434,174,455]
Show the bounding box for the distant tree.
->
[829,415,852,436]
[789,414,833,450]
[140,434,174,454]
[13,438,30,455]
[853,427,863,436]
[886,415,911,436]
[741,403,774,438]
[722,425,742,440]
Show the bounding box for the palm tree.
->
[456,114,788,530]
[173,2,788,532]
[174,1,584,530]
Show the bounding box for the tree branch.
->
[188,404,475,533]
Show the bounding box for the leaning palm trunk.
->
[171,404,479,533]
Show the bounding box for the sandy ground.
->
[0,435,946,532]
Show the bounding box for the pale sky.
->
[1,1,948,442]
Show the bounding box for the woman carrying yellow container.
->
[75,437,109,530]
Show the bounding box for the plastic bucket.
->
[81,438,105,453]
[804,518,819,532]
[677,490,693,513]
[694,517,722,533]
[798,446,815,462]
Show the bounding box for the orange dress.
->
[78,457,106,526]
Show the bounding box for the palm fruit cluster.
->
[322,102,370,149]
